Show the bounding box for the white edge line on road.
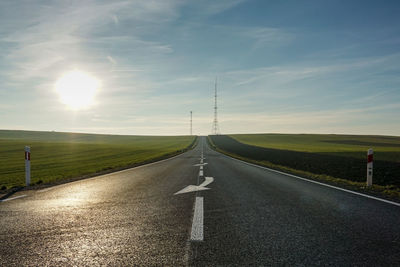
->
[218,151,400,207]
[38,186,61,193]
[190,196,204,241]
[38,148,191,193]
[0,195,27,202]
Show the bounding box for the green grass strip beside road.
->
[0,130,197,190]
[207,136,400,202]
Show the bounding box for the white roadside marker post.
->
[367,148,373,187]
[25,146,31,186]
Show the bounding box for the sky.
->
[0,0,400,136]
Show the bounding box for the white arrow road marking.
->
[191,197,204,241]
[174,185,210,195]
[174,177,214,195]
[193,163,208,166]
[200,177,214,187]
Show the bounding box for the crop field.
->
[0,130,196,189]
[209,134,400,187]
[230,134,400,162]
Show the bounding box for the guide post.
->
[25,146,31,186]
[367,148,373,187]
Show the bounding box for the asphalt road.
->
[0,137,399,266]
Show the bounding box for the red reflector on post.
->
[367,154,373,163]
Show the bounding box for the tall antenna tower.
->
[212,77,220,135]
[190,111,193,136]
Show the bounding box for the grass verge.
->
[0,130,197,192]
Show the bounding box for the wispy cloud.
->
[0,0,181,81]
[0,0,399,135]
[243,27,294,49]
[187,0,247,16]
[107,56,117,65]
[223,52,400,91]
[220,103,400,135]
[111,14,119,26]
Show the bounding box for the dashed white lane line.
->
[199,170,203,177]
[190,196,204,241]
[200,166,203,170]
[0,195,27,202]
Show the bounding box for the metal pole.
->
[212,77,219,135]
[25,146,31,186]
[367,148,373,187]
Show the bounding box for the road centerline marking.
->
[190,196,204,241]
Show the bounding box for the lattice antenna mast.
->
[212,77,220,135]
[190,111,193,136]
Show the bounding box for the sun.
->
[55,70,100,110]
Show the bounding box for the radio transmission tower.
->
[212,77,220,135]
[190,111,193,136]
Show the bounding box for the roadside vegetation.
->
[208,134,400,200]
[0,130,196,190]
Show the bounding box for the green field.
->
[0,130,196,189]
[230,134,400,162]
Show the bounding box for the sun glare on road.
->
[55,70,100,110]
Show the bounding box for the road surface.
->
[0,137,399,266]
